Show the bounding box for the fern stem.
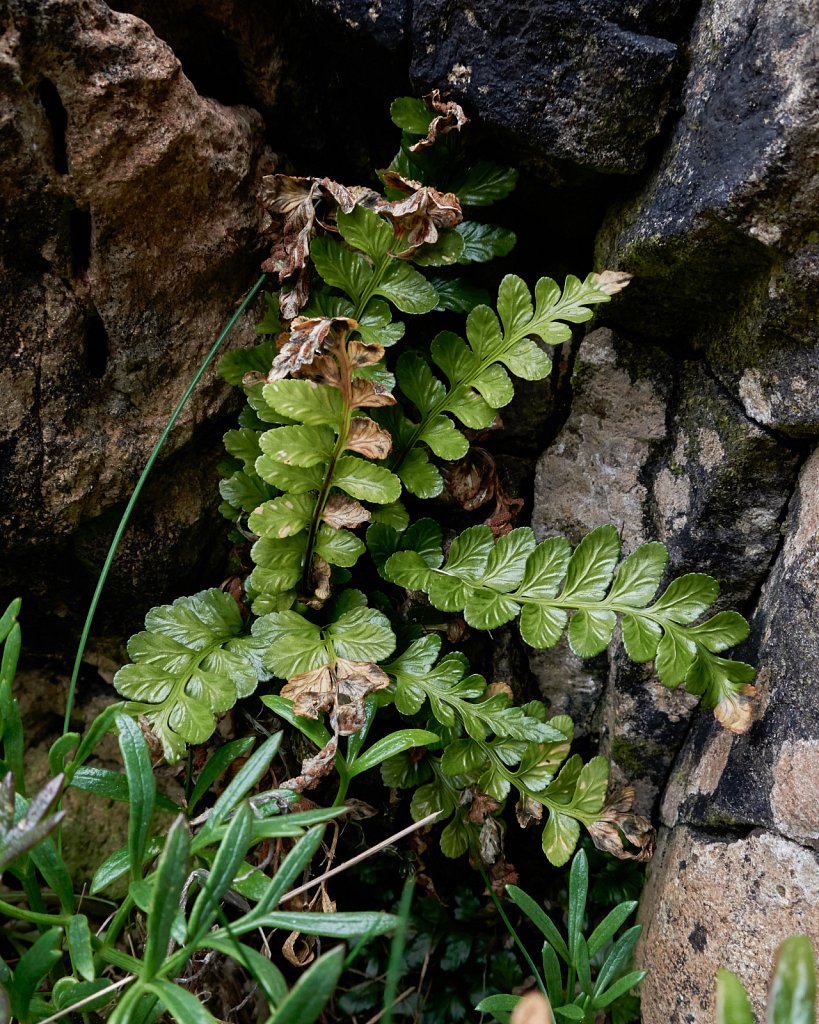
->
[300,334,354,593]
[298,257,390,595]
[63,273,267,735]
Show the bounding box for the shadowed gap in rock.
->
[84,308,109,379]
[69,207,92,278]
[37,78,69,175]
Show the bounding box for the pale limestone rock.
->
[638,828,819,1024]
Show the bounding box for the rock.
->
[531,328,697,809]
[527,639,605,739]
[661,445,819,845]
[409,0,679,174]
[114,0,412,182]
[310,0,409,50]
[637,826,819,1024]
[646,363,800,605]
[0,0,275,655]
[532,328,670,552]
[597,0,819,433]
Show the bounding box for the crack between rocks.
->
[700,356,811,452]
[669,819,819,857]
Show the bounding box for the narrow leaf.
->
[117,714,156,883]
[149,980,220,1023]
[349,730,440,777]
[188,802,253,940]
[266,946,345,1024]
[67,914,95,981]
[144,815,190,978]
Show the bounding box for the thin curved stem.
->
[63,273,267,735]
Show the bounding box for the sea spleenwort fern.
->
[379,633,608,865]
[385,272,619,497]
[110,93,756,874]
[383,523,756,731]
[113,590,272,761]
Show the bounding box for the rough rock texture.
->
[637,827,819,1023]
[0,0,274,651]
[311,0,409,50]
[410,0,680,174]
[597,0,819,433]
[112,0,413,183]
[646,363,800,604]
[661,447,819,844]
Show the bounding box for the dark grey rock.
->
[646,363,801,605]
[409,0,679,174]
[309,0,409,50]
[597,0,819,431]
[662,446,819,847]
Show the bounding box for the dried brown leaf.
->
[409,89,469,152]
[478,816,502,864]
[511,991,555,1024]
[445,448,497,511]
[322,495,371,529]
[587,786,656,862]
[485,680,514,701]
[591,270,633,295]
[347,339,385,368]
[268,315,356,381]
[280,665,335,720]
[282,734,339,794]
[260,174,370,318]
[260,175,320,318]
[714,683,756,734]
[306,555,332,607]
[377,171,462,254]
[484,488,524,538]
[515,794,544,829]
[488,857,518,896]
[342,799,379,820]
[346,416,393,459]
[299,353,341,387]
[351,378,397,408]
[280,659,390,737]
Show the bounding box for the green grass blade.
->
[187,737,255,815]
[187,802,253,941]
[382,877,414,1024]
[143,815,190,978]
[266,945,345,1024]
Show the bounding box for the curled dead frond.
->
[409,89,470,152]
[267,315,357,381]
[591,269,633,295]
[587,786,655,862]
[714,683,756,734]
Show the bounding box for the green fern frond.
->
[114,589,271,762]
[385,524,755,729]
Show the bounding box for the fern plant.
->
[109,92,756,870]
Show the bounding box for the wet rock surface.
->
[410,0,680,174]
[661,447,819,846]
